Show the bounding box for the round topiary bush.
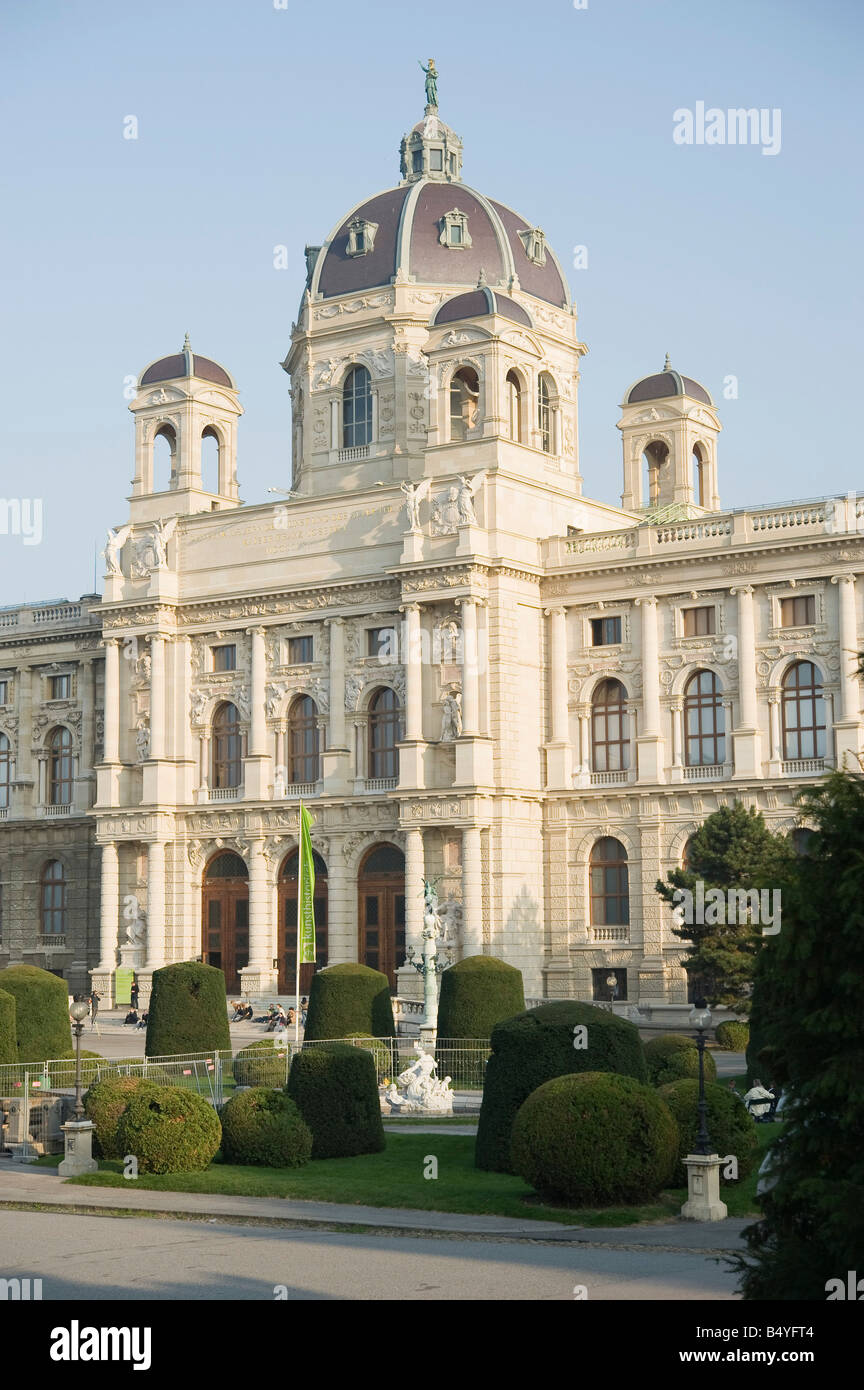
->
[0,964,73,1062]
[220,1087,312,1167]
[144,961,231,1058]
[116,1083,221,1174]
[435,955,525,1042]
[475,1001,648,1173]
[303,964,395,1042]
[0,988,16,1066]
[286,1043,385,1158]
[658,1078,759,1185]
[715,1020,750,1052]
[233,1039,291,1088]
[83,1075,159,1159]
[511,1072,679,1205]
[644,1034,717,1088]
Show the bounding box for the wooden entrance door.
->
[358,844,406,989]
[278,850,328,996]
[202,852,249,993]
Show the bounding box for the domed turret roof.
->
[139,336,235,389]
[433,286,532,327]
[626,355,713,407]
[307,94,570,310]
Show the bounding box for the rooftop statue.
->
[419,58,438,109]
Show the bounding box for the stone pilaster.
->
[731,585,762,778]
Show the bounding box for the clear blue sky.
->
[1,0,861,601]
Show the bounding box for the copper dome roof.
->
[139,337,235,390]
[626,361,713,407]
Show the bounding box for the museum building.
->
[1,88,861,1007]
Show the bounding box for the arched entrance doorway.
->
[278,850,328,995]
[202,851,249,992]
[358,843,405,989]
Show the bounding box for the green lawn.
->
[45,1124,779,1228]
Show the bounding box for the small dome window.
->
[347,217,378,258]
[439,208,472,249]
[518,227,547,266]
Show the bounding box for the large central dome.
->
[307,107,570,309]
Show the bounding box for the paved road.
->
[2,1210,738,1301]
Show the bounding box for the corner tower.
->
[617,357,721,514]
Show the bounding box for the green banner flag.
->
[298,802,317,964]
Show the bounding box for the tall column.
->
[322,617,350,792]
[98,842,120,968]
[403,604,423,740]
[831,573,860,766]
[636,596,664,781]
[545,606,572,788]
[17,663,33,816]
[244,626,272,798]
[102,640,120,763]
[462,827,483,958]
[144,841,165,969]
[731,585,762,778]
[395,826,425,1002]
[670,700,683,777]
[768,692,782,767]
[460,600,479,735]
[246,840,273,969]
[325,848,353,965]
[149,635,165,760]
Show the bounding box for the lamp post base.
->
[58,1120,98,1177]
[681,1153,728,1221]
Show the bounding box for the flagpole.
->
[295,802,302,1047]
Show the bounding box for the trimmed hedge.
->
[220,1088,312,1167]
[511,1072,679,1205]
[286,1043,385,1158]
[116,1083,221,1174]
[658,1078,759,1185]
[144,961,231,1058]
[0,964,73,1062]
[341,1033,397,1078]
[0,989,16,1066]
[84,1075,157,1159]
[715,1020,750,1052]
[233,1039,291,1088]
[303,963,395,1042]
[644,1034,717,1088]
[475,1001,648,1173]
[435,955,525,1042]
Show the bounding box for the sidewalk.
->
[0,1160,748,1248]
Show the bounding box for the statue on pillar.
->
[440,686,463,741]
[400,478,430,532]
[419,58,438,109]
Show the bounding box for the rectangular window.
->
[590,616,622,646]
[780,595,815,628]
[430,148,443,171]
[683,606,716,637]
[49,674,71,701]
[212,644,237,672]
[591,968,628,1002]
[367,627,398,659]
[0,680,7,705]
[288,635,313,665]
[412,150,423,173]
[449,224,463,246]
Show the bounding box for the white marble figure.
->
[440,687,462,741]
[423,879,443,941]
[103,525,130,576]
[392,1051,453,1114]
[400,478,431,532]
[131,517,177,578]
[431,486,460,535]
[135,718,150,761]
[456,472,485,526]
[121,893,146,946]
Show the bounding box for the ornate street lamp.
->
[680,994,727,1222]
[68,1000,90,1118]
[689,996,713,1155]
[58,999,98,1177]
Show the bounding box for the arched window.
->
[212,702,243,789]
[153,423,177,491]
[342,365,372,448]
[682,835,696,871]
[201,426,220,493]
[450,366,480,442]
[505,369,522,442]
[591,679,629,772]
[692,443,707,506]
[48,726,74,805]
[684,670,725,766]
[537,373,555,453]
[287,695,320,785]
[0,732,11,809]
[589,837,629,926]
[368,687,402,780]
[642,440,668,508]
[41,859,67,936]
[782,661,826,760]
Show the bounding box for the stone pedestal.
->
[89,967,116,1008]
[681,1153,728,1221]
[58,1120,98,1177]
[239,963,279,997]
